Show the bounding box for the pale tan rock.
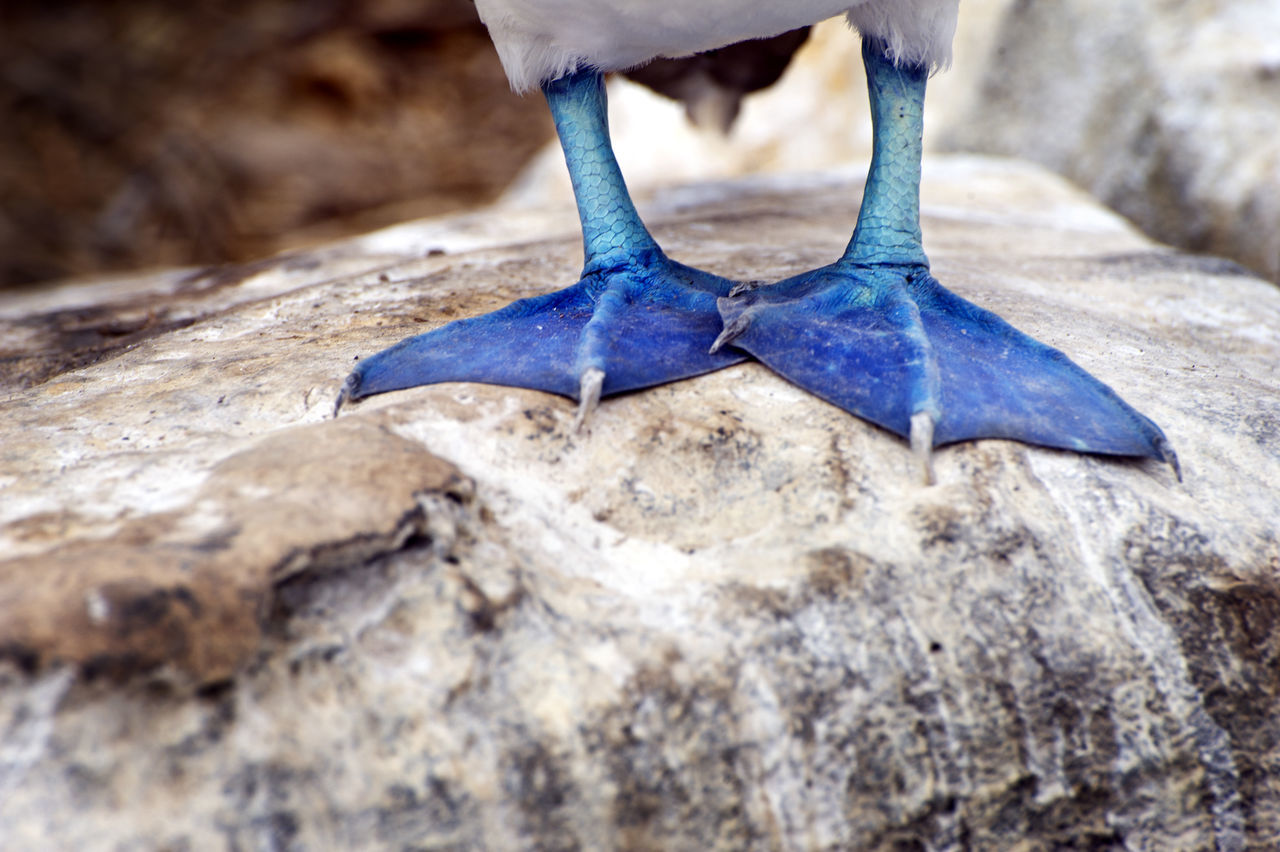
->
[0,418,469,682]
[941,0,1280,283]
[1,158,1278,849]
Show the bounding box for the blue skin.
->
[337,70,747,421]
[339,38,1178,478]
[715,38,1178,477]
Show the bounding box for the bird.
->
[337,0,1178,482]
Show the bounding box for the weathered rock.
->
[940,0,1280,283]
[0,418,470,682]
[2,158,1279,849]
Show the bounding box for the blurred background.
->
[2,0,1277,291]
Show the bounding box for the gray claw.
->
[710,313,752,354]
[572,367,606,432]
[334,373,360,418]
[1155,435,1182,482]
[727,279,767,298]
[910,411,937,485]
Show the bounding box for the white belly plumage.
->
[475,0,960,91]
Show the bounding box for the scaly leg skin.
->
[336,70,746,426]
[713,37,1179,484]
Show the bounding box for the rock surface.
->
[941,0,1280,284]
[2,158,1279,849]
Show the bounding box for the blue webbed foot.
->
[711,36,1178,482]
[714,262,1179,479]
[338,248,746,421]
[337,69,747,424]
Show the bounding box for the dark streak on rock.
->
[80,651,148,682]
[597,663,759,850]
[1124,508,1277,845]
[169,688,237,758]
[456,571,526,634]
[374,774,468,843]
[506,739,580,852]
[1095,251,1258,279]
[2,307,199,390]
[0,641,40,675]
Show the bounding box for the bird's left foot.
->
[713,261,1179,482]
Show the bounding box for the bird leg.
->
[714,37,1178,481]
[336,69,745,421]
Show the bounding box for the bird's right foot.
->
[337,247,748,425]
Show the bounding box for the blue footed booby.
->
[338,0,1178,481]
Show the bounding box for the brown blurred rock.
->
[0,0,552,288]
[1,159,1279,848]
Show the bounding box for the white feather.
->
[846,0,959,71]
[474,0,960,92]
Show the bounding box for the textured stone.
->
[2,158,1279,849]
[0,418,469,682]
[941,0,1280,283]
